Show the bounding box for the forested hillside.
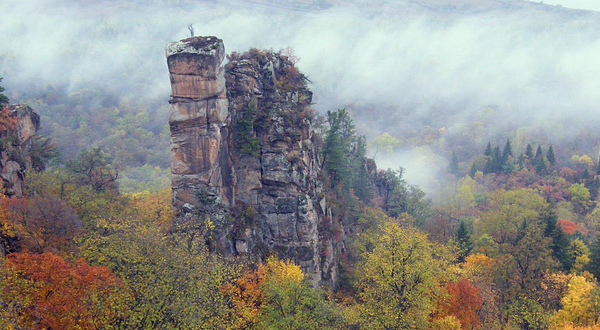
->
[3,0,600,329]
[4,69,600,328]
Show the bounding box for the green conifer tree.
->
[541,207,572,271]
[234,99,260,156]
[547,145,556,166]
[484,142,492,156]
[352,136,372,202]
[456,220,473,262]
[535,155,547,174]
[0,78,9,108]
[502,139,513,162]
[525,144,534,159]
[535,145,543,160]
[323,109,354,187]
[492,145,502,172]
[586,233,600,279]
[450,152,459,175]
[469,163,477,177]
[518,153,526,170]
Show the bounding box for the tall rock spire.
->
[165,36,381,286]
[166,36,233,214]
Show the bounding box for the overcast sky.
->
[541,0,600,11]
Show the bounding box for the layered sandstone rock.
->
[0,105,41,197]
[167,37,348,285]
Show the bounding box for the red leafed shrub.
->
[557,219,586,235]
[2,252,131,330]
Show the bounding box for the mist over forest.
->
[3,0,600,191]
[4,1,600,329]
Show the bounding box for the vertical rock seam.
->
[167,37,338,285]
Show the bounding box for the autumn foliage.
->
[1,252,131,330]
[1,196,81,253]
[558,218,586,235]
[441,278,483,330]
[0,106,17,133]
[222,265,266,329]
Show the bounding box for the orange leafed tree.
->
[0,106,17,133]
[222,265,266,329]
[441,278,483,330]
[221,256,307,329]
[2,252,131,330]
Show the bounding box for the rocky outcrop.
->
[167,37,376,285]
[0,105,41,197]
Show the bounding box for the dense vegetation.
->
[4,65,600,330]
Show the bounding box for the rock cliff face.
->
[167,37,368,285]
[0,105,41,197]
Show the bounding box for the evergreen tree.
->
[535,155,547,174]
[587,177,600,201]
[234,99,260,156]
[0,77,9,108]
[483,158,493,174]
[586,233,600,279]
[541,207,572,271]
[547,145,556,166]
[534,145,546,173]
[352,136,372,202]
[525,144,534,159]
[492,145,502,172]
[484,142,492,156]
[456,220,473,262]
[450,152,459,175]
[323,112,351,187]
[518,153,526,170]
[535,145,543,161]
[469,163,477,178]
[323,109,355,187]
[502,139,513,163]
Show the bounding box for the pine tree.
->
[323,109,354,187]
[535,154,547,174]
[535,145,543,160]
[469,163,477,178]
[456,221,473,262]
[518,154,526,170]
[547,145,556,166]
[234,99,260,156]
[492,145,502,172]
[450,152,459,175]
[586,233,600,279]
[525,144,534,159]
[502,139,513,163]
[542,207,572,271]
[484,142,492,156]
[0,78,9,108]
[483,158,493,174]
[352,136,372,202]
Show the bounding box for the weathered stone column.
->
[166,36,232,214]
